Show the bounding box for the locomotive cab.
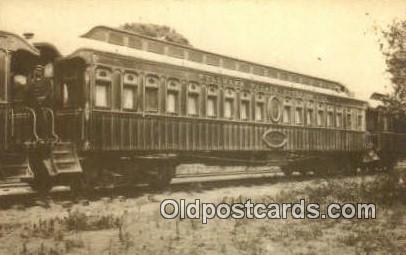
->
[0,31,42,186]
[0,31,83,191]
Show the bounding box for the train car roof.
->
[0,30,40,55]
[26,26,366,103]
[84,27,348,87]
[81,26,350,92]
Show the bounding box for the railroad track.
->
[0,167,282,196]
[0,166,379,209]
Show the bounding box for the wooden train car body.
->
[51,26,368,161]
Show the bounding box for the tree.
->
[378,19,406,113]
[119,23,192,47]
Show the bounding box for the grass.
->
[1,173,405,254]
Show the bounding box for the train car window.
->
[206,55,220,66]
[95,68,112,108]
[145,75,160,112]
[327,105,334,127]
[187,82,200,116]
[383,115,388,131]
[346,110,352,129]
[317,110,324,126]
[306,101,314,126]
[283,106,291,123]
[123,72,138,110]
[128,37,143,49]
[336,110,343,128]
[123,86,135,109]
[238,63,251,73]
[387,115,393,131]
[223,59,236,70]
[108,32,124,46]
[327,111,334,127]
[166,79,180,114]
[255,93,265,121]
[166,90,178,114]
[268,96,282,122]
[240,91,251,120]
[95,84,110,107]
[357,113,363,130]
[295,100,304,124]
[207,85,218,117]
[317,104,325,126]
[282,98,292,124]
[295,107,303,124]
[224,88,235,119]
[268,68,277,78]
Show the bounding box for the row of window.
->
[281,103,363,130]
[92,68,363,130]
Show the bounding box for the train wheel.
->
[280,166,293,177]
[30,176,53,194]
[149,164,175,189]
[69,176,90,197]
[298,169,309,176]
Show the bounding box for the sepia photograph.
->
[0,0,405,254]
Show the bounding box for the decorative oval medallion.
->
[267,96,282,123]
[262,129,287,148]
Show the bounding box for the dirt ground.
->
[0,168,405,255]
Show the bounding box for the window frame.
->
[240,90,251,121]
[317,103,325,127]
[122,72,138,111]
[326,105,334,128]
[357,110,364,130]
[282,97,292,124]
[206,85,219,118]
[295,99,304,125]
[144,74,160,113]
[346,108,353,130]
[166,78,181,115]
[336,107,343,128]
[94,67,112,109]
[306,101,315,126]
[255,93,265,122]
[187,82,200,116]
[223,87,236,120]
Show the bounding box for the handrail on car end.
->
[41,107,59,142]
[22,107,40,143]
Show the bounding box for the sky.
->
[1,0,405,101]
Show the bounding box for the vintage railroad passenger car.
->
[1,26,404,191]
[50,26,368,186]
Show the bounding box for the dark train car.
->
[0,31,82,190]
[41,26,369,186]
[0,31,41,185]
[366,100,406,169]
